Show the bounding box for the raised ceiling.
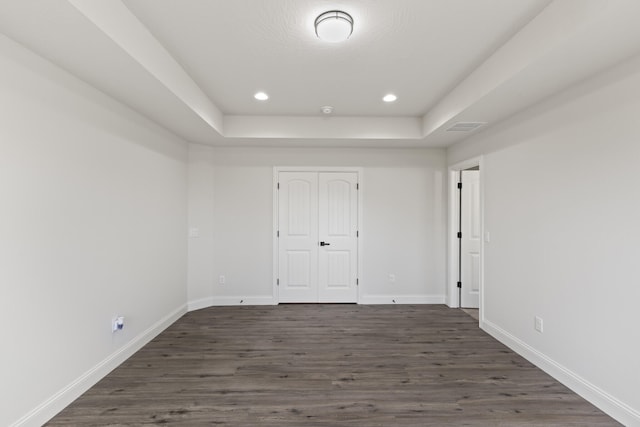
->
[122,0,546,117]
[1,0,640,147]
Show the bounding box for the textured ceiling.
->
[122,0,547,117]
[1,0,640,147]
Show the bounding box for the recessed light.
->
[383,94,397,103]
[254,92,269,101]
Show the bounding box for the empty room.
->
[1,0,639,426]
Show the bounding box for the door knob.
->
[320,241,330,246]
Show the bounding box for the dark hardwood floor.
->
[47,304,619,426]
[461,308,480,321]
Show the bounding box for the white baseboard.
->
[188,295,276,311]
[446,293,458,308]
[188,296,216,311]
[358,294,446,305]
[481,319,640,427]
[12,304,187,427]
[189,295,445,310]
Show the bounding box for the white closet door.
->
[461,170,481,308]
[277,170,359,303]
[278,172,318,302]
[318,173,358,302]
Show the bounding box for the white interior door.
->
[278,171,358,303]
[278,172,319,302]
[461,170,481,308]
[318,173,358,302]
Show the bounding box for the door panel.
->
[327,251,351,288]
[318,173,358,302]
[287,180,312,235]
[278,172,318,302]
[286,251,311,287]
[461,170,480,308]
[327,179,351,236]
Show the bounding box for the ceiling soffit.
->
[2,0,639,146]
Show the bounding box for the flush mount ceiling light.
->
[383,94,397,102]
[315,10,354,43]
[254,91,269,101]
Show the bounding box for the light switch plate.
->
[534,316,543,333]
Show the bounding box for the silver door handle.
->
[320,241,330,246]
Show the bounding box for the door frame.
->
[447,157,484,315]
[273,167,364,304]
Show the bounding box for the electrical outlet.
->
[219,275,226,285]
[112,316,124,332]
[534,316,543,333]
[388,274,396,283]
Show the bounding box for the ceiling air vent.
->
[446,122,487,132]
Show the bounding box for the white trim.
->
[273,166,364,304]
[272,169,280,303]
[481,319,640,427]
[356,171,363,305]
[274,166,365,173]
[188,296,216,311]
[447,169,460,308]
[358,294,446,305]
[190,296,276,307]
[11,304,187,427]
[447,157,484,318]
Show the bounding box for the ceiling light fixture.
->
[254,91,269,101]
[383,94,397,102]
[315,10,354,43]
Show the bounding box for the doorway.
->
[274,168,361,303]
[459,167,481,308]
[448,158,483,315]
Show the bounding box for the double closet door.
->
[277,171,359,303]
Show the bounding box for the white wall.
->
[188,146,447,307]
[0,35,188,426]
[448,54,640,425]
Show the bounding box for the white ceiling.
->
[1,0,640,147]
[122,0,547,117]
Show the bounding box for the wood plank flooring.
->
[47,304,619,426]
[461,308,480,321]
